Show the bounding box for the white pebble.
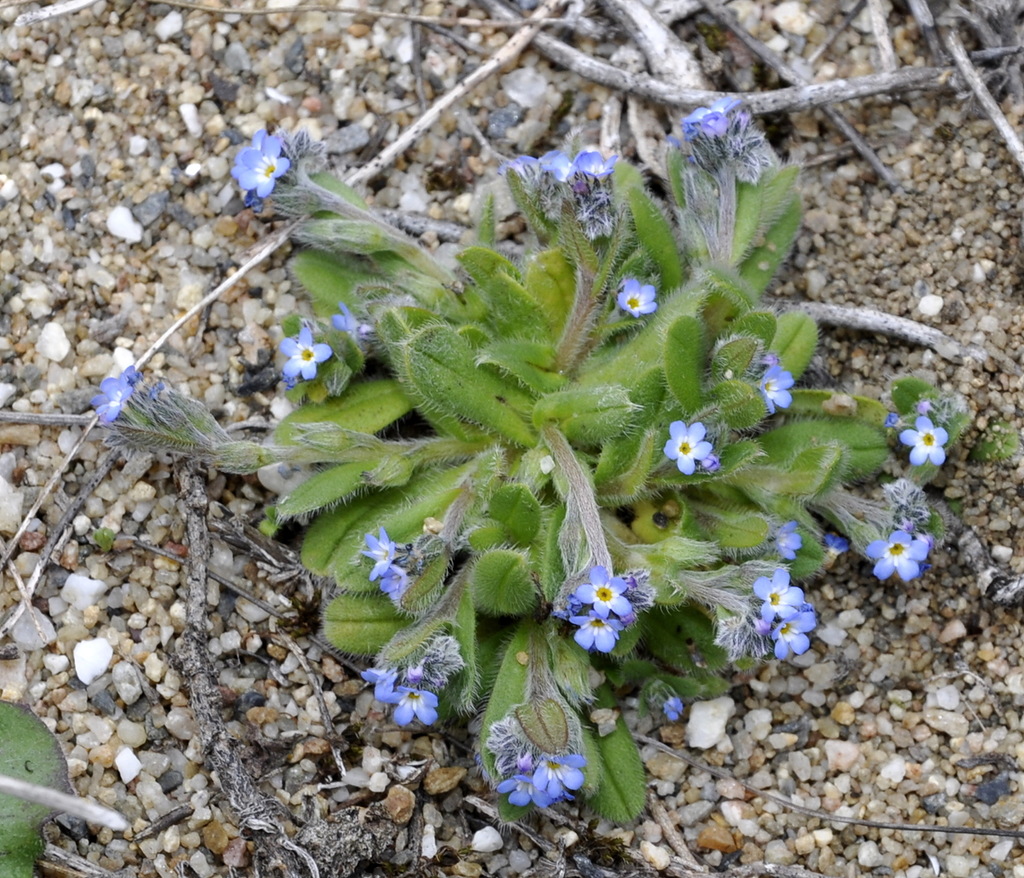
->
[858,840,883,868]
[420,824,437,859]
[61,573,107,610]
[824,739,861,771]
[0,475,25,535]
[73,637,114,684]
[43,653,69,674]
[471,827,504,853]
[179,103,203,138]
[0,176,18,200]
[932,684,960,711]
[106,206,144,243]
[112,661,143,705]
[918,294,943,316]
[36,322,71,362]
[12,607,56,649]
[115,748,143,783]
[640,841,671,871]
[879,755,906,783]
[154,10,183,41]
[686,697,735,749]
[129,135,149,156]
[500,67,548,108]
[508,849,531,872]
[770,1,814,35]
[0,383,15,408]
[992,545,1013,563]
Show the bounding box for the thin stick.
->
[807,0,866,67]
[781,300,991,365]
[700,0,902,190]
[10,0,97,25]
[345,0,566,188]
[0,412,94,426]
[0,773,128,831]
[474,0,953,115]
[647,791,706,871]
[904,0,944,62]
[943,28,1024,180]
[866,0,898,72]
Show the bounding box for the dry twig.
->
[865,0,898,72]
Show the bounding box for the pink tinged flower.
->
[753,568,804,621]
[899,416,948,466]
[231,129,291,198]
[771,609,816,660]
[573,566,632,618]
[616,278,658,317]
[664,421,713,475]
[362,527,397,581]
[280,326,332,382]
[392,686,438,726]
[570,611,622,653]
[865,530,930,581]
[760,365,794,414]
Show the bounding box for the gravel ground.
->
[1,1,1024,877]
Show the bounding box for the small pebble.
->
[686,697,735,749]
[470,826,503,853]
[106,206,144,243]
[61,573,106,610]
[154,10,183,40]
[36,322,71,361]
[115,747,142,783]
[73,637,113,684]
[918,294,943,316]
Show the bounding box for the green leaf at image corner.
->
[0,701,72,878]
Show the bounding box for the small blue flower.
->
[280,326,332,383]
[899,416,948,466]
[570,611,622,653]
[92,368,138,422]
[753,568,804,621]
[539,150,573,182]
[916,399,933,415]
[823,533,850,556]
[681,97,742,141]
[884,412,900,429]
[379,565,410,601]
[760,364,794,414]
[361,667,398,702]
[616,278,658,317]
[498,155,540,176]
[362,527,397,581]
[532,753,586,801]
[232,129,291,198]
[664,696,684,722]
[392,686,439,726]
[332,302,359,335]
[571,150,617,178]
[771,609,816,660]
[700,452,721,473]
[775,520,802,560]
[497,773,552,808]
[865,530,930,581]
[573,566,632,618]
[664,421,713,476]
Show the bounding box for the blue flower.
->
[280,326,332,383]
[753,568,804,621]
[572,566,632,618]
[532,753,586,801]
[664,696,684,722]
[866,530,930,581]
[899,416,948,466]
[699,452,721,473]
[332,302,359,335]
[498,155,540,176]
[232,129,291,198]
[570,611,622,653]
[775,520,802,560]
[616,278,658,317]
[884,412,900,429]
[92,368,138,422]
[760,364,794,414]
[823,533,849,556]
[681,97,742,141]
[362,527,397,581]
[771,609,816,660]
[664,421,713,475]
[571,150,617,178]
[539,150,573,182]
[497,772,552,808]
[361,667,398,702]
[392,686,439,726]
[916,399,933,415]
[379,565,410,601]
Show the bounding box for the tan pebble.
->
[830,701,855,725]
[640,840,671,870]
[423,766,466,796]
[301,96,322,113]
[696,823,738,852]
[213,216,238,237]
[266,644,287,661]
[320,655,346,683]
[348,23,370,37]
[794,833,815,855]
[203,821,230,855]
[383,784,415,824]
[245,706,280,725]
[89,744,116,767]
[0,424,41,445]
[646,751,685,783]
[451,863,482,878]
[938,619,967,643]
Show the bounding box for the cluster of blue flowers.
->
[752,568,816,660]
[91,365,141,422]
[500,149,617,182]
[566,565,651,653]
[496,751,587,808]
[360,666,439,726]
[362,527,413,603]
[231,129,290,209]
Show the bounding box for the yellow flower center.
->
[678,441,692,456]
[595,587,613,602]
[264,162,277,177]
[627,296,640,309]
[922,433,935,446]
[301,349,315,361]
[890,543,904,556]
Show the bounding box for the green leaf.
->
[594,428,658,503]
[739,194,801,294]
[710,379,767,429]
[447,589,479,713]
[731,166,800,267]
[481,622,533,781]
[758,419,888,481]
[664,315,706,416]
[694,499,770,549]
[515,698,571,754]
[472,549,538,616]
[890,378,937,417]
[711,336,759,381]
[0,701,72,878]
[584,686,647,821]
[458,247,548,339]
[477,192,497,248]
[628,188,684,291]
[744,444,846,497]
[291,249,370,317]
[784,389,889,426]
[525,250,577,339]
[276,462,367,519]
[489,484,542,547]
[645,605,728,673]
[772,312,818,378]
[276,379,414,443]
[532,385,638,446]
[478,339,564,395]
[729,311,777,348]
[309,171,370,209]
[323,593,407,655]
[969,419,1019,462]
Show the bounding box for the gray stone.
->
[133,190,169,227]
